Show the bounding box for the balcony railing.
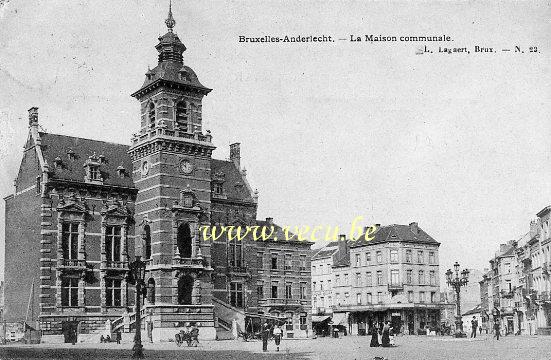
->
[105,260,128,270]
[259,298,301,307]
[172,257,204,267]
[388,283,404,291]
[60,259,86,269]
[228,266,248,274]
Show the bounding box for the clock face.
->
[141,161,149,176]
[180,160,193,174]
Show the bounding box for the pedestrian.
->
[370,323,379,347]
[494,319,500,340]
[471,316,478,338]
[116,331,121,344]
[261,321,270,352]
[273,324,282,352]
[381,321,391,347]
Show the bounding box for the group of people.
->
[261,322,283,352]
[369,321,395,348]
[99,332,121,344]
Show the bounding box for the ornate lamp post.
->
[445,262,469,338]
[129,256,147,358]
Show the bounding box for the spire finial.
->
[165,0,176,32]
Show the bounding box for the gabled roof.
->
[211,159,254,203]
[40,133,135,189]
[349,224,440,248]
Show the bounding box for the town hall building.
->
[3,6,312,343]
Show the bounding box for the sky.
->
[0,1,550,283]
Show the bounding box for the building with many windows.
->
[331,223,442,335]
[3,7,311,343]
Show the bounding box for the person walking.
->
[471,316,478,338]
[370,323,379,347]
[381,321,391,347]
[261,321,270,352]
[494,319,500,340]
[273,324,282,352]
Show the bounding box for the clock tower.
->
[128,3,216,335]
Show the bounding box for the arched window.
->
[175,101,188,132]
[148,102,156,128]
[147,278,155,304]
[177,223,193,258]
[143,225,151,260]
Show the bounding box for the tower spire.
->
[165,0,176,32]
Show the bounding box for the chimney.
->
[530,219,538,239]
[337,234,348,258]
[409,222,419,234]
[499,243,507,253]
[28,107,39,127]
[265,217,273,225]
[229,142,241,169]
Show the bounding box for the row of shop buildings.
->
[311,223,443,336]
[479,205,551,335]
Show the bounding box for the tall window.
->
[320,281,324,291]
[313,282,317,291]
[390,270,400,285]
[429,271,436,285]
[335,275,340,286]
[406,270,413,284]
[175,101,189,132]
[356,273,362,286]
[271,282,278,298]
[356,293,362,305]
[143,225,151,260]
[285,283,293,299]
[408,291,414,303]
[257,252,263,268]
[300,283,307,299]
[327,279,332,289]
[257,283,264,298]
[376,271,383,285]
[418,270,425,285]
[366,272,372,286]
[61,277,79,307]
[376,251,382,263]
[229,240,243,267]
[429,252,435,264]
[89,166,100,181]
[148,102,155,128]
[344,292,350,303]
[271,255,278,270]
[105,225,122,263]
[366,293,372,303]
[335,293,341,305]
[390,249,398,263]
[106,279,122,307]
[355,253,361,267]
[377,292,383,304]
[62,223,79,260]
[299,255,307,271]
[406,250,412,263]
[285,254,292,270]
[344,273,349,285]
[417,250,424,263]
[430,292,436,303]
[366,252,371,263]
[230,282,244,308]
[419,291,426,303]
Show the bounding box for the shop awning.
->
[331,312,348,326]
[312,315,331,323]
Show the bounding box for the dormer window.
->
[67,149,76,161]
[89,166,100,181]
[84,153,103,183]
[213,183,223,195]
[98,155,106,164]
[175,101,188,132]
[148,102,156,128]
[179,69,189,81]
[54,156,63,169]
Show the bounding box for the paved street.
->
[1,334,550,360]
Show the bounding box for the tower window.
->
[175,101,189,132]
[148,102,156,128]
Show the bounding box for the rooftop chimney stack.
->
[409,222,419,234]
[28,107,38,127]
[229,143,241,169]
[265,217,273,225]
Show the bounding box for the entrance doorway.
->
[177,275,194,305]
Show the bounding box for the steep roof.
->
[211,159,255,203]
[350,224,440,248]
[40,133,135,189]
[312,246,338,261]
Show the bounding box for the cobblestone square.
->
[1,334,550,360]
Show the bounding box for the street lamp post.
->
[445,262,469,338]
[130,256,147,358]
